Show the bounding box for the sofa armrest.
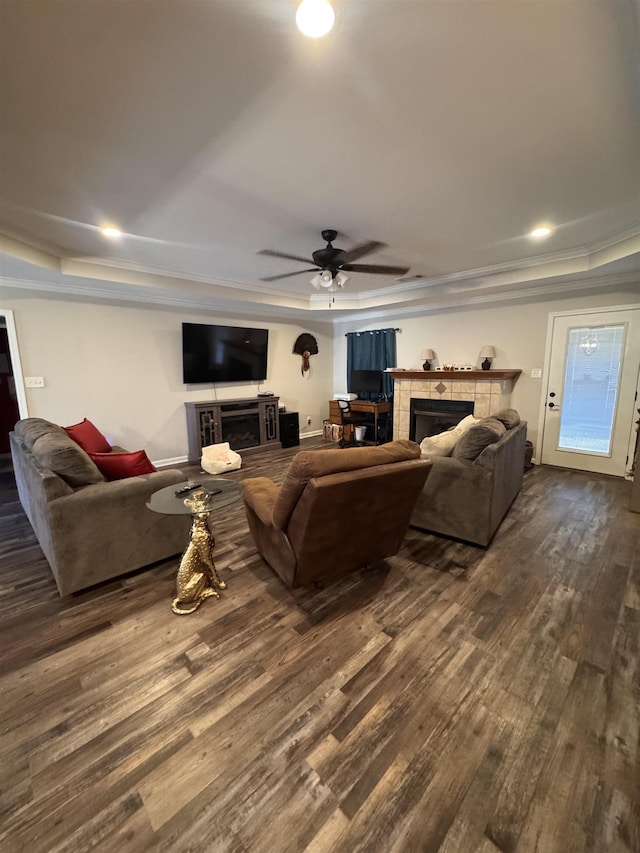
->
[411,455,494,545]
[42,467,188,595]
[242,477,280,527]
[51,468,186,511]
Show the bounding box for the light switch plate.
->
[25,376,45,388]
[530,369,542,379]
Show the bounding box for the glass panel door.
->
[541,308,640,476]
[558,325,624,456]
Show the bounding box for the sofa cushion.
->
[490,408,521,430]
[89,449,157,481]
[14,418,68,451]
[452,417,506,462]
[419,414,480,458]
[420,429,459,457]
[456,414,481,434]
[31,432,106,487]
[64,418,111,453]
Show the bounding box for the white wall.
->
[333,287,640,455]
[4,282,640,463]
[0,288,333,462]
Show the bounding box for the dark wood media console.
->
[185,396,281,462]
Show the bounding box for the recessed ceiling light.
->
[529,225,552,240]
[100,225,122,239]
[296,0,335,38]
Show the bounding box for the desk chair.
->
[337,400,369,447]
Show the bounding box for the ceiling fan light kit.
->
[310,269,349,290]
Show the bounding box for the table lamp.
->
[422,349,435,370]
[480,345,496,370]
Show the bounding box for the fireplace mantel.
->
[388,369,522,380]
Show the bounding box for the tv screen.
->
[349,369,383,395]
[182,323,268,384]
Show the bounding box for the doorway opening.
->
[0,310,28,466]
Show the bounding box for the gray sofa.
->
[10,418,190,595]
[410,413,527,546]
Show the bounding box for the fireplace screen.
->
[410,398,474,444]
[221,413,261,450]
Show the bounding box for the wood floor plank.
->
[0,453,639,851]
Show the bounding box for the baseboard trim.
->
[154,433,322,468]
[154,455,188,469]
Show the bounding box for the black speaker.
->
[279,412,300,448]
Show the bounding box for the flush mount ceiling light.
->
[100,225,122,239]
[529,225,552,240]
[296,0,335,38]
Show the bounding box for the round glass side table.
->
[147,478,241,615]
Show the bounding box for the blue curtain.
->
[346,328,397,399]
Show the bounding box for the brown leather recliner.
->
[242,440,432,588]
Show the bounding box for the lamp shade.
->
[421,348,435,359]
[479,345,496,358]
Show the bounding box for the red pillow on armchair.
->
[89,450,157,481]
[64,418,111,453]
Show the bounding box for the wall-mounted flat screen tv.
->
[182,323,269,384]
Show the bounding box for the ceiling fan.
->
[258,229,410,288]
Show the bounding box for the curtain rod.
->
[345,328,401,336]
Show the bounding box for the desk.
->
[329,399,392,444]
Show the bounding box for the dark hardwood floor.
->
[0,439,638,852]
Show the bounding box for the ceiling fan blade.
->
[343,240,387,262]
[260,268,318,282]
[258,249,316,265]
[342,263,411,276]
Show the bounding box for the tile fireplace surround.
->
[389,370,522,441]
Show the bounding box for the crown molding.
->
[330,270,640,325]
[353,227,640,302]
[2,268,638,325]
[2,232,638,324]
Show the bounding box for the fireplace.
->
[410,398,474,444]
[390,371,518,441]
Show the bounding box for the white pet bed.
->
[200,442,242,475]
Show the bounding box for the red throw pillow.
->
[89,450,157,481]
[64,418,111,454]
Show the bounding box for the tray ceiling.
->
[0,0,639,321]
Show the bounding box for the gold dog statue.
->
[172,490,227,615]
